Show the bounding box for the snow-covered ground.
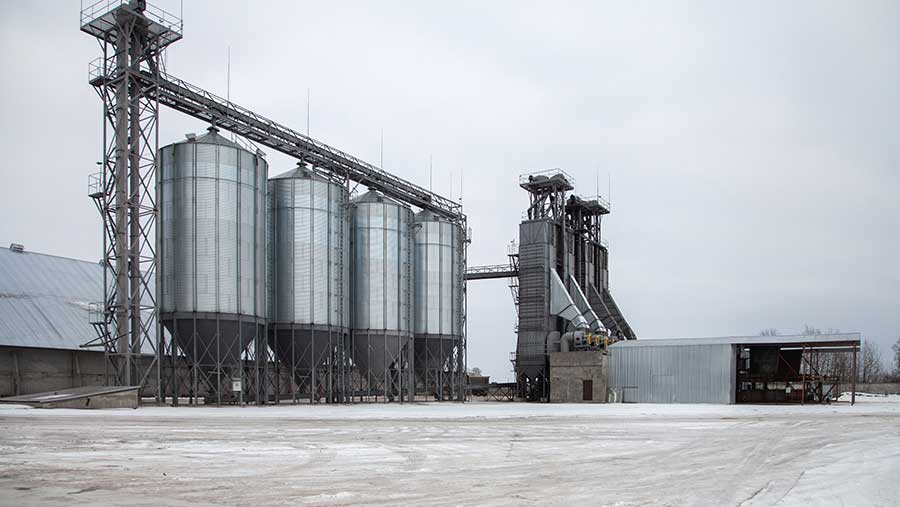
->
[1,400,898,506]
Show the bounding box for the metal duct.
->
[567,275,605,334]
[549,269,588,330]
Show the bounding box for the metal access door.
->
[583,379,593,401]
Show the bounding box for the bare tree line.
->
[757,326,900,384]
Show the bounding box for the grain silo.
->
[350,190,414,402]
[267,163,350,403]
[413,210,465,400]
[157,127,267,404]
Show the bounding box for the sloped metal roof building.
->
[0,245,118,396]
[0,245,101,351]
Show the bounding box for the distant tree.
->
[760,328,780,337]
[858,340,884,384]
[883,339,900,383]
[801,325,848,380]
[471,367,482,376]
[802,325,824,374]
[829,349,852,381]
[893,337,900,376]
[802,324,841,336]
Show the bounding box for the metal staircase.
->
[507,240,520,318]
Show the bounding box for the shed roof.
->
[0,246,102,351]
[609,333,861,349]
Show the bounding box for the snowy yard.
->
[0,400,898,506]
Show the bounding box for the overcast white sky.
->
[2,1,899,380]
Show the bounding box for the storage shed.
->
[0,245,106,396]
[608,334,860,404]
[0,245,158,397]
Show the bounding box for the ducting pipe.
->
[567,275,606,334]
[549,269,589,330]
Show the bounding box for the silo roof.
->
[180,127,242,149]
[415,209,443,221]
[353,189,409,208]
[270,165,336,184]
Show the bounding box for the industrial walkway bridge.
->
[90,68,465,222]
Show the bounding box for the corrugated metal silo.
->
[267,163,350,402]
[158,127,267,403]
[350,190,414,401]
[413,210,465,400]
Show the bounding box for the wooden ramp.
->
[0,386,139,409]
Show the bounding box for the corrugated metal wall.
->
[608,344,736,404]
[516,219,556,378]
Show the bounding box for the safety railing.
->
[582,193,611,212]
[88,56,111,83]
[466,264,516,276]
[80,0,183,36]
[518,168,575,187]
[465,264,518,281]
[88,172,103,197]
[87,301,106,325]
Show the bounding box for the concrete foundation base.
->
[549,351,608,403]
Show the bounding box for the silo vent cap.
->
[185,133,196,142]
[9,243,24,253]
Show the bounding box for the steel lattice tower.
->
[82,0,182,396]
